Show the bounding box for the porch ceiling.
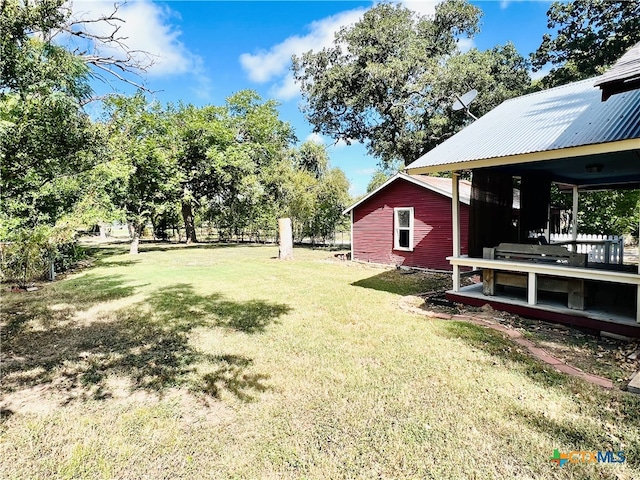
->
[486,148,640,188]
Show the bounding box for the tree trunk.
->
[182,200,198,244]
[278,218,294,260]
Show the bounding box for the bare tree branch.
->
[46,1,158,93]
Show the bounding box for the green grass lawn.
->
[1,244,639,479]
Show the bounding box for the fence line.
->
[550,233,624,264]
[155,227,351,248]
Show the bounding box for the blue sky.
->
[72,0,554,196]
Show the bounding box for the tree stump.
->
[278,218,294,260]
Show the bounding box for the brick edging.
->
[398,296,614,389]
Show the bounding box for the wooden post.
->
[48,257,56,281]
[452,172,461,292]
[99,222,108,240]
[278,218,294,260]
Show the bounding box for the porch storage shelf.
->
[448,255,640,323]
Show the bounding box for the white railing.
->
[549,234,624,265]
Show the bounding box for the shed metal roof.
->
[405,78,640,183]
[342,173,472,215]
[343,173,522,214]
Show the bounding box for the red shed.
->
[344,173,471,271]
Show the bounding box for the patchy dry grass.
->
[1,243,639,479]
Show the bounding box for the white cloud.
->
[305,133,325,145]
[457,37,475,53]
[270,72,301,101]
[399,1,438,17]
[239,0,440,85]
[239,7,366,89]
[355,168,377,176]
[531,65,552,81]
[239,1,450,102]
[65,0,203,78]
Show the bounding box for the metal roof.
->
[594,42,640,101]
[405,77,640,178]
[342,173,472,214]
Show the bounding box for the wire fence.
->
[107,224,351,248]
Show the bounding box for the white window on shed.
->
[394,207,414,251]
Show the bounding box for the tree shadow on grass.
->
[93,258,141,269]
[352,270,451,296]
[437,321,569,390]
[197,355,270,402]
[1,283,290,405]
[508,403,640,467]
[138,242,241,253]
[1,274,140,338]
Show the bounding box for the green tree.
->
[296,141,328,179]
[285,143,351,242]
[207,91,296,240]
[1,92,103,231]
[1,0,157,276]
[312,168,351,242]
[292,1,530,167]
[167,103,234,243]
[366,171,392,194]
[531,0,640,88]
[104,93,180,254]
[576,191,639,237]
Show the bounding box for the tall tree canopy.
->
[0,0,102,234]
[292,1,530,167]
[286,141,350,242]
[1,0,155,236]
[531,0,640,88]
[103,93,180,254]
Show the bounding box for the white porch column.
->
[452,172,461,292]
[572,185,579,245]
[528,272,537,305]
[350,210,354,260]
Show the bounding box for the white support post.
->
[544,203,551,242]
[350,210,354,260]
[452,172,461,292]
[572,185,579,245]
[528,272,537,305]
[453,265,460,292]
[636,285,640,324]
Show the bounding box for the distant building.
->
[343,173,471,271]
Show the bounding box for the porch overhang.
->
[407,138,640,188]
[403,73,640,334]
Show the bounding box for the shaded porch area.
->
[447,281,640,338]
[405,73,640,337]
